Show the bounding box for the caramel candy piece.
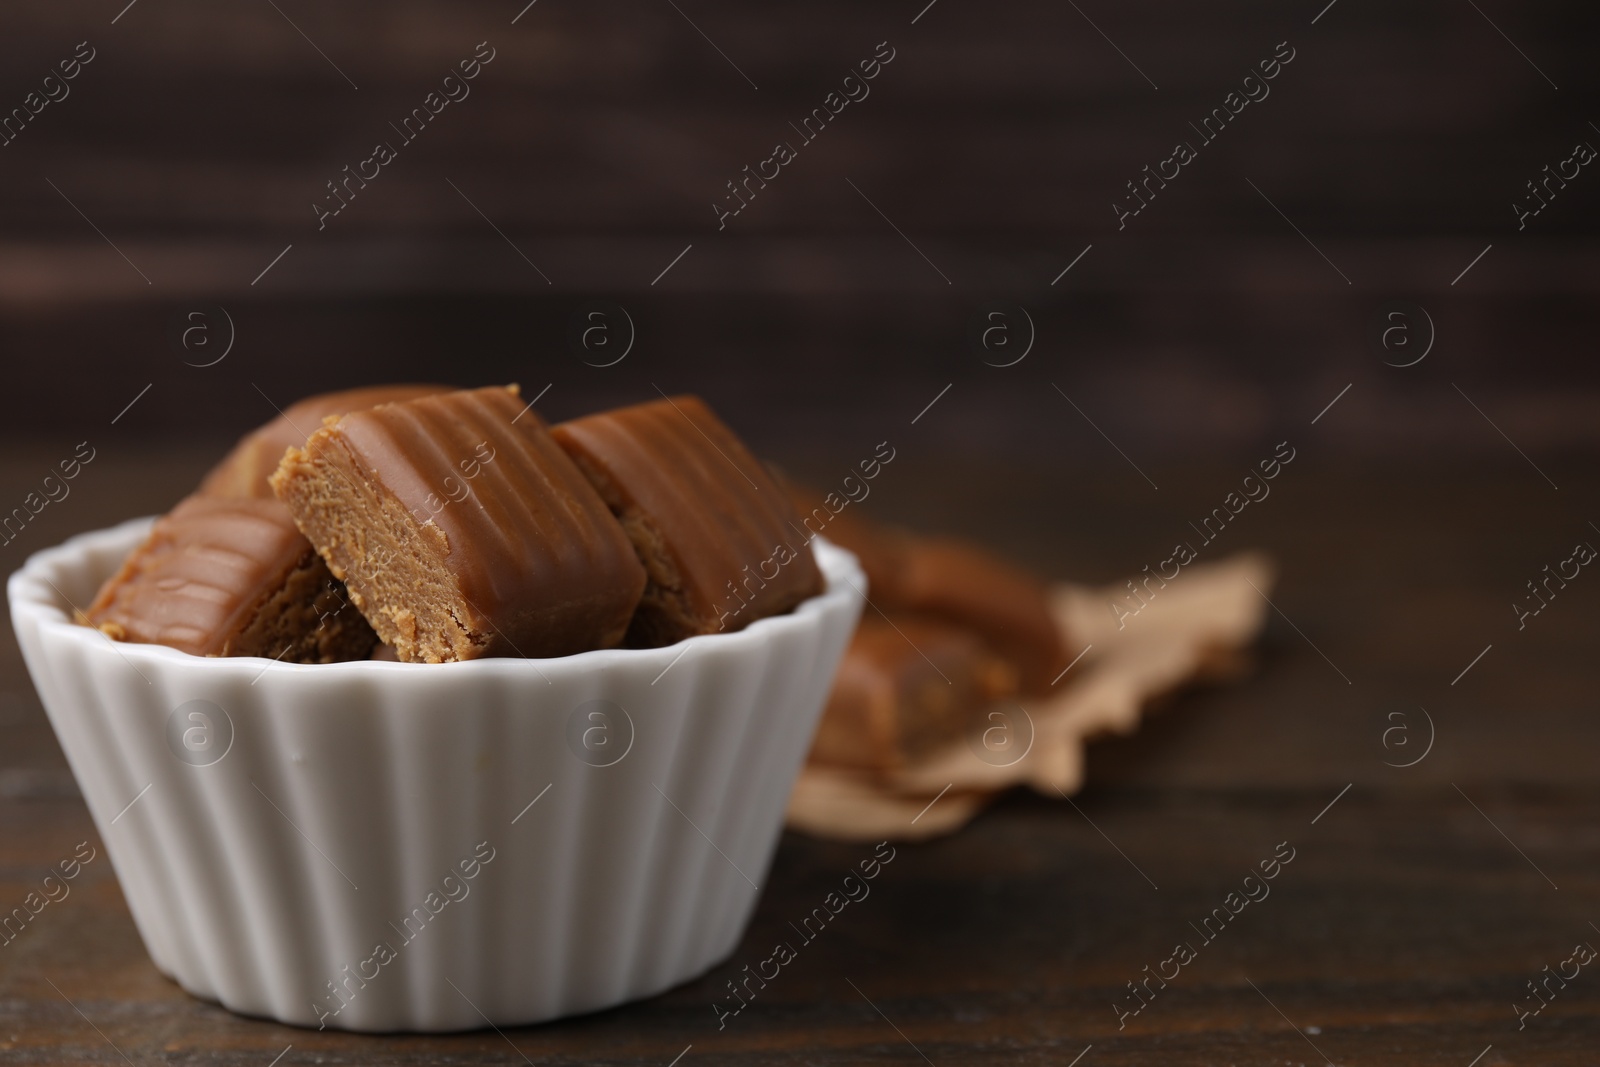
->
[552,395,824,646]
[200,384,448,499]
[808,615,1017,773]
[788,485,1066,693]
[84,495,376,661]
[894,539,1067,693]
[785,486,909,597]
[270,385,646,663]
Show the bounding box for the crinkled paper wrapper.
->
[786,553,1274,841]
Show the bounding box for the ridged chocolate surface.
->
[319,385,646,653]
[85,496,313,655]
[553,395,824,639]
[786,482,1065,694]
[810,614,1017,772]
[785,483,909,596]
[200,384,448,499]
[894,539,1066,693]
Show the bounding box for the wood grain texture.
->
[2,449,1598,1063]
[0,1,1594,455]
[1,0,1596,1059]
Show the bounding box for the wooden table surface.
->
[1,446,1596,1065]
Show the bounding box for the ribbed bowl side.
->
[8,521,864,1032]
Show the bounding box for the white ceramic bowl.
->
[8,517,863,1032]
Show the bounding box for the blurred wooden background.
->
[0,0,1594,474]
[5,6,1600,1061]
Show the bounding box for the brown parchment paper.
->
[785,553,1275,841]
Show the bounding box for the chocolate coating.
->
[784,484,910,597]
[199,384,449,499]
[553,395,825,645]
[894,538,1067,692]
[808,614,1017,773]
[271,385,647,663]
[84,495,376,660]
[787,484,1066,693]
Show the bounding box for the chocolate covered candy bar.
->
[892,538,1067,693]
[85,495,376,661]
[552,395,824,645]
[200,384,448,499]
[270,385,646,663]
[788,485,1066,693]
[808,615,1018,773]
[785,487,909,597]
